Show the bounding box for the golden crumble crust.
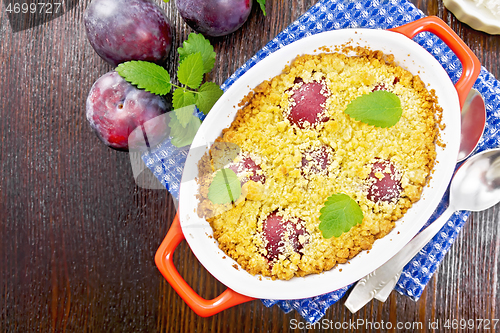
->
[197,48,440,281]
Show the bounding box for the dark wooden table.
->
[1,0,500,331]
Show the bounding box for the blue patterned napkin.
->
[145,0,500,323]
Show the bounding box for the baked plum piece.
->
[301,145,332,176]
[366,159,402,203]
[84,0,172,66]
[262,212,307,262]
[287,79,329,129]
[228,155,266,184]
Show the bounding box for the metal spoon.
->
[458,88,486,162]
[345,147,500,313]
[353,89,487,304]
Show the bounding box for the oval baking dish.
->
[155,16,480,317]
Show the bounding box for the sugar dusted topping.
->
[366,159,403,204]
[197,47,440,280]
[301,145,333,177]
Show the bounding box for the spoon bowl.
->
[452,148,500,211]
[458,88,486,162]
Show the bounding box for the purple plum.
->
[86,71,169,151]
[175,0,252,37]
[84,0,173,66]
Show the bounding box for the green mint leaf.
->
[319,193,364,239]
[116,61,171,95]
[256,0,266,15]
[177,52,204,89]
[168,106,201,147]
[173,104,196,128]
[344,90,402,128]
[208,168,242,204]
[195,82,224,114]
[178,33,216,74]
[172,88,196,110]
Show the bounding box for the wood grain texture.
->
[1,0,499,332]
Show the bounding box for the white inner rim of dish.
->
[179,28,461,300]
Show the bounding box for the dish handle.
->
[155,213,255,317]
[389,16,481,108]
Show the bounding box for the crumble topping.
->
[196,47,441,280]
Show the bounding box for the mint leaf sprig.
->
[116,33,223,147]
[174,33,223,113]
[116,33,223,115]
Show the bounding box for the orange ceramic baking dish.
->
[155,16,480,317]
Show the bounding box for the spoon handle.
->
[345,205,456,313]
